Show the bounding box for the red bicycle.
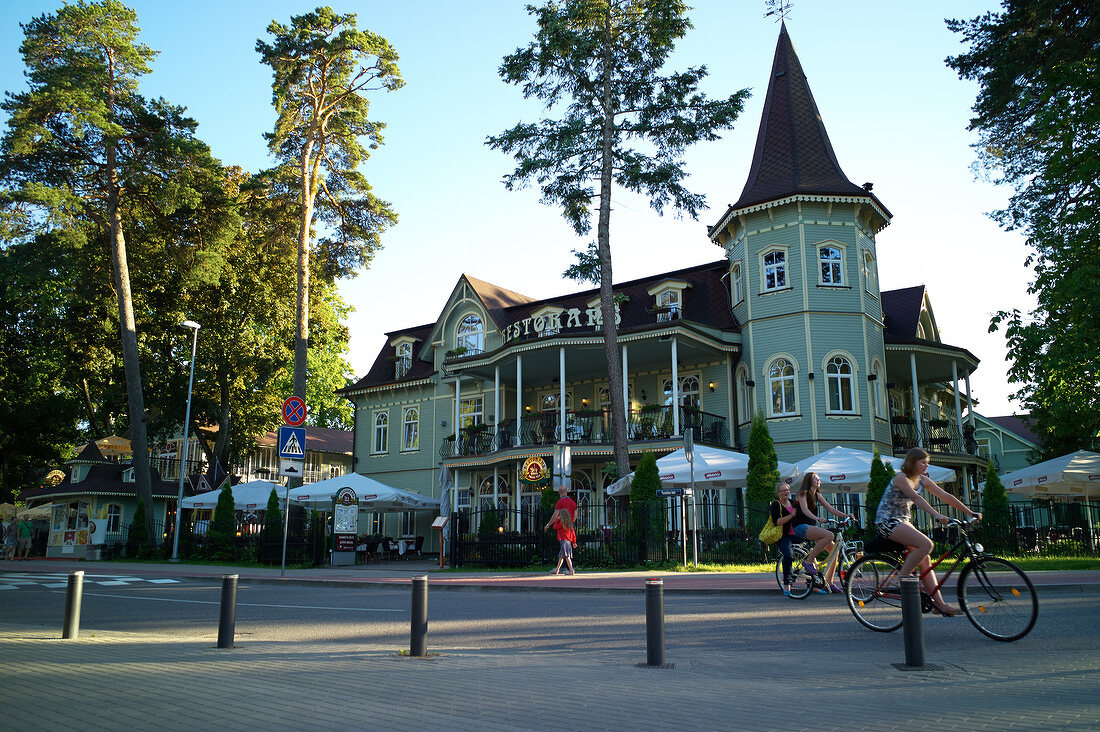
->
[845,518,1038,642]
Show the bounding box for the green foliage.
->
[981,461,1012,534]
[948,2,1100,457]
[205,485,236,556]
[478,507,501,540]
[257,6,402,400]
[630,452,661,504]
[540,485,558,516]
[745,412,779,530]
[258,487,283,563]
[126,500,150,558]
[865,448,893,529]
[489,0,748,475]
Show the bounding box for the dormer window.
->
[71,465,89,483]
[456,314,483,354]
[394,341,412,379]
[646,280,689,322]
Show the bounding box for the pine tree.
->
[745,412,779,532]
[207,485,236,556]
[126,499,149,558]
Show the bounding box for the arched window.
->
[768,358,796,416]
[732,262,744,304]
[373,412,388,454]
[871,360,886,419]
[456,314,483,353]
[662,374,699,408]
[819,246,843,285]
[737,367,751,423]
[394,342,412,379]
[826,356,854,413]
[763,250,786,291]
[402,407,419,451]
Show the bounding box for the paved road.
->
[2,563,1098,730]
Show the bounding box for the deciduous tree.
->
[489,0,748,474]
[947,1,1100,457]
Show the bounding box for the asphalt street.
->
[2,567,1099,730]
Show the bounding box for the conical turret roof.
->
[729,24,883,212]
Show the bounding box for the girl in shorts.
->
[876,448,980,616]
[792,472,853,593]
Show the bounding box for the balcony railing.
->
[440,406,727,459]
[890,416,965,455]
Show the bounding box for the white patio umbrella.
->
[792,445,955,492]
[607,445,798,497]
[992,450,1100,497]
[288,472,441,511]
[180,479,281,511]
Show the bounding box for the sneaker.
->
[816,588,829,595]
[782,589,792,597]
[830,582,843,593]
[801,560,818,575]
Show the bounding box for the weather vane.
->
[764,0,793,23]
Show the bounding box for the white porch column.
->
[621,344,629,412]
[952,360,963,448]
[965,372,975,426]
[494,365,501,444]
[453,377,461,455]
[671,336,680,436]
[514,461,522,531]
[451,469,458,514]
[516,355,523,446]
[493,465,499,512]
[559,346,566,440]
[909,353,922,448]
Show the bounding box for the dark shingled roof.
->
[987,415,1039,446]
[69,441,110,465]
[712,24,889,227]
[256,425,353,455]
[881,285,925,339]
[344,261,740,393]
[22,462,178,501]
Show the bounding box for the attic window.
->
[394,341,412,379]
[456,314,484,354]
[71,465,89,483]
[646,280,690,322]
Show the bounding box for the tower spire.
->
[730,24,880,212]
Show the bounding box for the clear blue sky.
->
[0,1,1031,417]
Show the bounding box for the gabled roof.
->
[881,285,925,339]
[710,24,890,234]
[22,463,178,502]
[987,415,1039,446]
[345,261,740,394]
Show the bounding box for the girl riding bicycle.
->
[875,447,981,616]
[793,472,853,593]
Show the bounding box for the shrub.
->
[205,485,237,558]
[478,506,501,539]
[745,412,779,535]
[259,488,283,564]
[980,462,1012,550]
[628,452,664,561]
[865,448,893,532]
[126,500,151,558]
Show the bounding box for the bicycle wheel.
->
[958,557,1038,642]
[846,555,903,632]
[775,542,813,599]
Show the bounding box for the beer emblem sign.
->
[519,456,549,486]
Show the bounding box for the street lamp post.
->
[171,320,201,562]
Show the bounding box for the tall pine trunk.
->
[597,10,629,476]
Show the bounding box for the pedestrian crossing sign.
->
[278,425,306,459]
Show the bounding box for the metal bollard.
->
[901,577,925,667]
[217,574,238,649]
[645,579,666,667]
[410,575,428,657]
[62,570,84,639]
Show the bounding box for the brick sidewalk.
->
[2,622,1097,730]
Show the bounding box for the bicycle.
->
[774,518,862,599]
[845,517,1038,641]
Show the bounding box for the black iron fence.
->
[448,498,1100,568]
[450,502,772,568]
[889,416,964,455]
